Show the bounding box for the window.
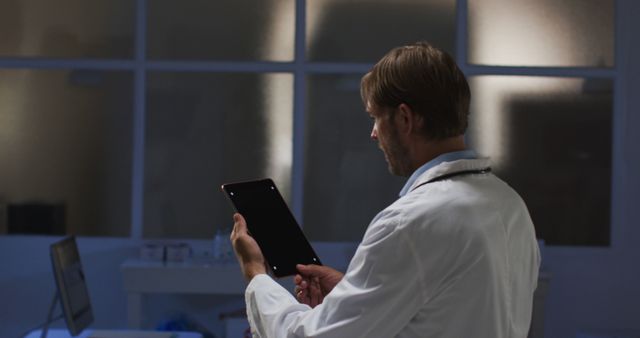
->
[0,69,133,236]
[147,0,295,61]
[0,0,616,246]
[467,76,612,245]
[466,0,615,245]
[144,72,293,239]
[467,0,614,67]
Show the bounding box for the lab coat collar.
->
[399,150,478,197]
[404,157,492,195]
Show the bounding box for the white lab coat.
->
[245,158,540,338]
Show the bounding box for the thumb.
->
[296,264,326,277]
[233,213,248,233]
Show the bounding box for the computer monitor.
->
[50,236,94,336]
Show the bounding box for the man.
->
[230,41,540,338]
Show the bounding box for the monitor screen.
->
[50,236,94,335]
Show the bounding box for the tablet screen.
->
[221,178,321,277]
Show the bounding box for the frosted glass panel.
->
[144,72,293,239]
[147,0,295,61]
[0,70,133,236]
[304,74,405,242]
[468,0,614,67]
[467,76,612,246]
[307,0,456,62]
[0,0,134,58]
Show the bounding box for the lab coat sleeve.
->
[244,215,430,338]
[245,274,313,338]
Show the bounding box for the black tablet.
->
[221,178,321,277]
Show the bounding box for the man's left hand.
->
[230,213,267,281]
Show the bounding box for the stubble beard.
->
[382,130,412,177]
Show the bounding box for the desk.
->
[576,330,640,338]
[121,258,246,329]
[25,329,202,338]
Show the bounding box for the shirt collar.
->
[399,150,478,197]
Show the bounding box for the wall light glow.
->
[263,75,294,198]
[469,76,585,168]
[468,0,614,67]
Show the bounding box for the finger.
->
[296,287,308,303]
[296,280,308,296]
[294,275,311,292]
[294,279,312,305]
[309,276,322,307]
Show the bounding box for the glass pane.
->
[304,74,405,242]
[307,0,456,62]
[467,76,612,246]
[144,72,293,239]
[468,0,614,67]
[0,0,134,58]
[147,0,295,61]
[0,70,133,236]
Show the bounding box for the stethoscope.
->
[410,167,492,192]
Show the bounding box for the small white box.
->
[166,243,192,263]
[140,243,165,262]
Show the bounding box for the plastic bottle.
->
[212,228,232,264]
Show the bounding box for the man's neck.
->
[408,135,467,173]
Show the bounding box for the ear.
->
[396,103,419,135]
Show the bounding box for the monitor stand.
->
[40,291,62,338]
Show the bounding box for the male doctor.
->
[230,41,540,338]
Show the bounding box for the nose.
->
[370,124,378,140]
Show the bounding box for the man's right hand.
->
[294,264,344,308]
